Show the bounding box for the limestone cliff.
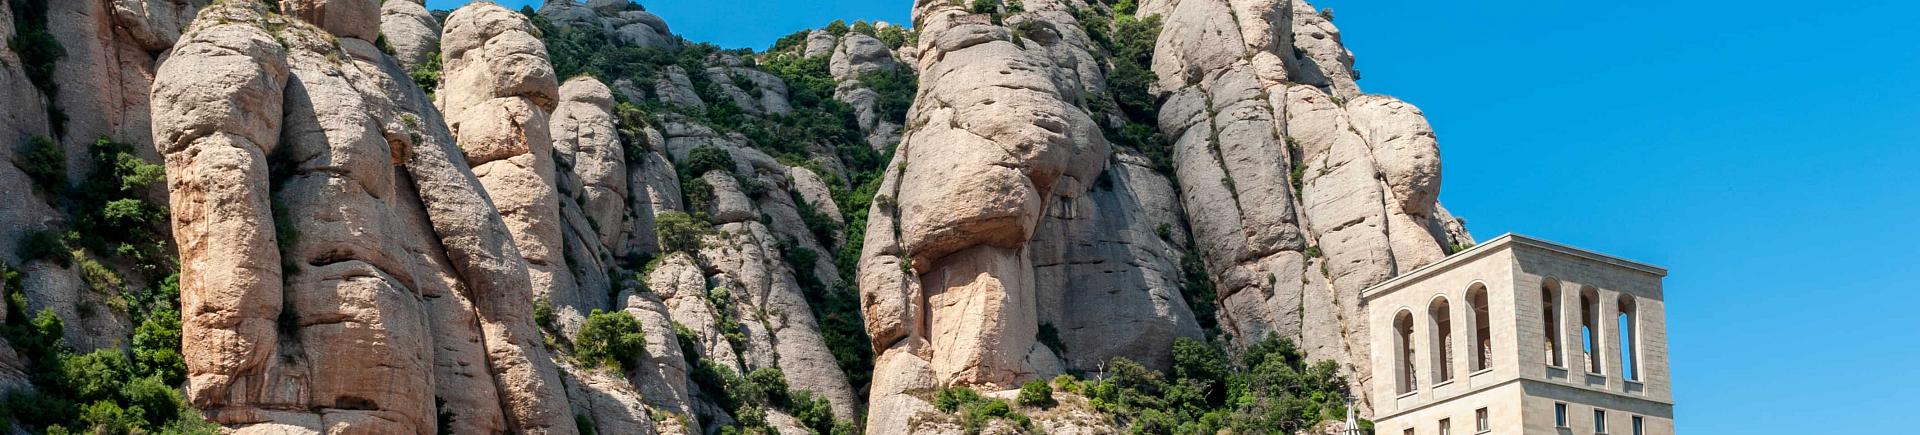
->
[1142,0,1471,409]
[0,0,1475,432]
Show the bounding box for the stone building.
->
[1364,234,1673,434]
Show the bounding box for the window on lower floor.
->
[1632,416,1644,435]
[1476,408,1490,432]
[1555,403,1569,427]
[1595,409,1608,433]
[1439,418,1451,435]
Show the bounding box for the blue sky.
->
[433,1,1919,432]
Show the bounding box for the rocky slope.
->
[0,0,1470,432]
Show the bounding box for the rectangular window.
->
[1555,403,1568,427]
[1632,416,1644,435]
[1404,429,1415,435]
[1439,418,1450,435]
[1595,409,1608,433]
[1476,408,1490,432]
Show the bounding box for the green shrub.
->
[17,135,65,190]
[17,229,70,267]
[575,414,597,435]
[1076,336,1360,434]
[533,297,556,332]
[410,52,442,98]
[132,307,186,385]
[874,25,913,49]
[78,400,141,434]
[859,69,916,124]
[436,397,456,435]
[1178,250,1217,332]
[937,387,1031,434]
[770,29,812,53]
[1037,322,1066,354]
[8,0,64,102]
[740,367,791,407]
[1017,379,1054,408]
[933,387,982,413]
[970,0,999,14]
[678,146,737,179]
[575,309,647,371]
[653,211,712,254]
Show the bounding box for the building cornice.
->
[1363,233,1668,301]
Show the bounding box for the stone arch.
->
[1542,278,1563,366]
[1580,286,1603,374]
[1618,294,1639,381]
[1428,295,1454,383]
[1467,282,1491,372]
[1394,309,1416,394]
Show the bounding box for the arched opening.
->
[1543,280,1562,366]
[1468,284,1491,372]
[1395,310,1416,394]
[1580,287,1602,374]
[1618,295,1639,381]
[1429,297,1454,383]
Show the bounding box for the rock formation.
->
[855,0,1207,431]
[380,0,441,71]
[0,0,1481,432]
[152,2,576,432]
[1139,0,1471,409]
[539,0,676,49]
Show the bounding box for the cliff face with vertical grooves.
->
[1141,0,1472,409]
[0,0,1472,432]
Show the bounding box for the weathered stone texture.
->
[1143,0,1471,411]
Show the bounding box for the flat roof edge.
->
[1362,233,1667,300]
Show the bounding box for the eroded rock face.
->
[539,0,676,49]
[829,33,907,150]
[154,2,574,433]
[380,0,442,71]
[552,77,630,251]
[439,1,589,335]
[858,0,1161,430]
[1141,0,1471,410]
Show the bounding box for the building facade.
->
[1365,234,1673,434]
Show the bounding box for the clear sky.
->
[431,1,1920,433]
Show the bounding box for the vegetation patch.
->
[575,309,648,371]
[1017,379,1056,408]
[410,52,442,98]
[654,211,714,254]
[1075,4,1172,175]
[1056,336,1366,434]
[8,0,66,133]
[932,387,1033,434]
[0,269,212,434]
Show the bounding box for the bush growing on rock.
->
[1076,336,1362,434]
[1017,379,1055,408]
[935,386,1033,434]
[576,309,647,371]
[680,147,735,177]
[654,211,713,253]
[17,135,65,191]
[410,52,442,98]
[16,229,70,267]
